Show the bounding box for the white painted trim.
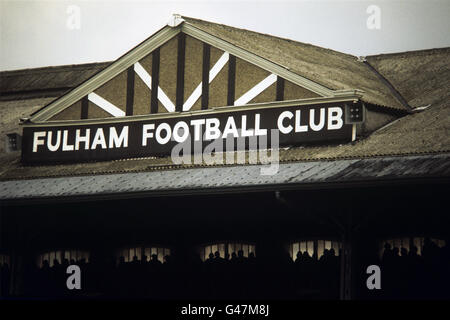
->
[134,62,176,113]
[182,82,202,112]
[183,52,229,111]
[234,74,277,106]
[182,23,335,97]
[29,19,364,123]
[134,62,152,89]
[168,14,184,27]
[28,94,362,127]
[209,52,230,82]
[157,87,176,113]
[87,93,125,117]
[30,26,180,122]
[352,124,357,141]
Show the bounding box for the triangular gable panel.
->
[184,35,205,111]
[133,53,154,115]
[35,19,337,123]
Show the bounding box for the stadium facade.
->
[0,15,449,300]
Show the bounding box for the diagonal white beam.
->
[87,92,125,117]
[183,52,230,111]
[234,74,278,106]
[134,62,152,89]
[134,62,176,112]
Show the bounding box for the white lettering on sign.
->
[47,131,61,152]
[205,118,221,140]
[310,108,325,131]
[328,107,343,130]
[241,115,254,137]
[142,124,155,146]
[278,111,294,134]
[91,128,107,150]
[156,123,171,145]
[295,110,308,132]
[33,131,46,152]
[62,130,74,151]
[222,116,239,138]
[27,105,348,162]
[75,129,90,150]
[276,107,342,134]
[32,127,129,152]
[190,119,205,141]
[173,121,190,143]
[254,114,267,136]
[109,126,129,148]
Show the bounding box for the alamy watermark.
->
[366,5,381,30]
[170,128,280,176]
[366,264,381,290]
[66,264,81,290]
[62,263,380,291]
[66,5,81,30]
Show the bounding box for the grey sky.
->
[1,0,449,71]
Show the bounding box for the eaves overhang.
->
[1,153,449,205]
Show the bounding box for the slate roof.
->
[1,153,449,203]
[183,17,409,111]
[365,48,450,109]
[0,62,110,100]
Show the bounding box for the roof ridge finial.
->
[168,14,184,27]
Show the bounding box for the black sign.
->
[21,101,357,164]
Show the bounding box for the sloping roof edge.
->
[28,25,180,122]
[181,21,336,96]
[27,17,363,123]
[1,153,449,203]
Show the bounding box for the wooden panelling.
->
[276,77,285,101]
[249,82,277,104]
[133,72,152,115]
[49,100,82,121]
[234,57,271,102]
[46,35,324,122]
[284,80,320,100]
[159,36,178,114]
[227,55,236,106]
[93,69,127,113]
[208,46,228,108]
[184,35,203,111]
[151,48,160,114]
[126,66,135,116]
[176,33,186,111]
[134,52,153,115]
[201,43,210,110]
[87,101,112,119]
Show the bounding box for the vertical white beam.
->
[183,52,230,111]
[134,62,176,112]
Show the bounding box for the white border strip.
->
[134,62,152,89]
[234,74,277,106]
[157,87,176,113]
[87,92,125,117]
[29,26,181,122]
[134,62,176,112]
[209,52,230,83]
[183,52,230,111]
